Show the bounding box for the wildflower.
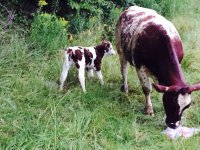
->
[38,0,48,7]
[69,33,73,44]
[88,30,92,36]
[59,17,68,27]
[40,13,50,17]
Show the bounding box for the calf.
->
[116,6,200,129]
[59,40,116,92]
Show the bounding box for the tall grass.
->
[0,0,200,149]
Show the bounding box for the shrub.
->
[102,7,123,42]
[134,0,182,18]
[30,13,68,54]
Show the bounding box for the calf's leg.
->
[59,58,71,91]
[87,69,94,79]
[96,70,104,85]
[78,62,86,93]
[137,66,154,116]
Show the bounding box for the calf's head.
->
[153,83,200,129]
[102,40,116,56]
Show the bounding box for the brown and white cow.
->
[59,40,116,93]
[116,6,200,129]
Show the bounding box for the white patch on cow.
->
[120,6,180,51]
[77,57,86,92]
[108,42,116,55]
[178,93,191,114]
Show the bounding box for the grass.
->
[1,0,200,149]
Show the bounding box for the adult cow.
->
[115,6,200,129]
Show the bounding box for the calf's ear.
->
[189,82,200,93]
[152,83,179,93]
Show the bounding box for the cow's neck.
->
[94,45,105,59]
[156,49,186,86]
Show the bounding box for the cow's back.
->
[116,6,183,67]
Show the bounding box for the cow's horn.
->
[152,83,180,93]
[188,82,200,93]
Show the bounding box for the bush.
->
[134,0,181,18]
[30,13,68,54]
[102,7,123,42]
[67,13,92,35]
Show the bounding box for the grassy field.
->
[1,0,200,149]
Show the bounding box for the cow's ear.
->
[101,37,107,43]
[188,82,200,93]
[152,83,179,93]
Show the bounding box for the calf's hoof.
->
[144,106,154,116]
[100,81,104,85]
[59,86,63,92]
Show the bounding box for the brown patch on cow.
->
[94,42,110,71]
[137,15,155,27]
[94,45,105,58]
[133,12,145,17]
[75,63,80,68]
[120,11,145,26]
[74,50,83,61]
[70,49,83,69]
[104,43,110,52]
[94,58,101,71]
[67,49,73,61]
[84,49,93,65]
[78,47,83,49]
[67,49,73,53]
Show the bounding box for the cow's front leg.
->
[96,70,104,85]
[78,62,86,93]
[119,54,128,93]
[87,69,94,80]
[137,66,154,116]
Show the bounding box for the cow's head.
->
[153,83,200,129]
[102,40,116,56]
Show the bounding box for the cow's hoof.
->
[144,106,154,116]
[120,84,128,93]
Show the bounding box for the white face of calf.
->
[104,41,116,56]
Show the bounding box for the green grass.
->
[1,0,200,149]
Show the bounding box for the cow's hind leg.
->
[119,54,128,93]
[76,58,86,93]
[59,57,72,91]
[137,66,154,116]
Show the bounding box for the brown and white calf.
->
[116,6,200,129]
[59,40,116,92]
